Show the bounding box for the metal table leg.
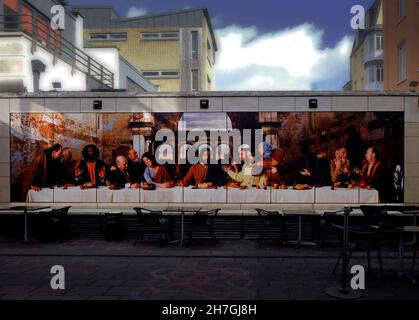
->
[18,209,38,245]
[288,215,316,248]
[324,206,362,299]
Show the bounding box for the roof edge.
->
[1,91,418,99]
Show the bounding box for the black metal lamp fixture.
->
[52,82,62,90]
[93,100,103,110]
[309,99,318,109]
[200,99,209,109]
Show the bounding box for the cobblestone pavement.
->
[0,239,417,300]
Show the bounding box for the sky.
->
[70,0,375,91]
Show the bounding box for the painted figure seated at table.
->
[256,142,285,185]
[31,144,63,191]
[299,151,332,187]
[127,149,145,184]
[223,145,267,189]
[141,152,174,188]
[330,148,355,187]
[58,147,77,186]
[75,144,108,188]
[108,156,141,190]
[354,147,391,201]
[179,148,216,187]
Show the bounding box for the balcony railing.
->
[0,13,114,89]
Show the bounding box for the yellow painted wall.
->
[149,78,180,91]
[350,42,365,90]
[84,28,181,91]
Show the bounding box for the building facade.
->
[383,0,419,91]
[0,0,157,93]
[349,0,384,91]
[73,6,218,92]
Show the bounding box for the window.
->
[375,35,383,51]
[142,70,179,78]
[398,0,406,19]
[142,71,160,77]
[161,71,179,77]
[191,69,198,91]
[90,33,127,41]
[140,32,179,40]
[376,66,384,82]
[160,33,178,39]
[207,39,213,65]
[141,33,159,39]
[369,66,375,82]
[90,34,107,40]
[191,31,199,60]
[398,43,406,81]
[108,33,127,40]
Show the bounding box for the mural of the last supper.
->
[10,111,404,204]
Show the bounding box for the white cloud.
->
[127,6,148,18]
[214,24,352,91]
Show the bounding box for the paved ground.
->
[0,239,418,300]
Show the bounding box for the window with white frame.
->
[140,32,179,40]
[376,66,384,82]
[90,33,127,41]
[375,35,383,51]
[191,31,199,60]
[369,66,375,82]
[142,70,179,78]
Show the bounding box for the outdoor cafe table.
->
[283,210,317,248]
[163,207,202,247]
[0,206,51,244]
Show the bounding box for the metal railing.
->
[0,13,114,89]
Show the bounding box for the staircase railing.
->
[0,13,114,89]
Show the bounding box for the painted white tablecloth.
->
[227,187,271,203]
[27,187,140,203]
[183,187,227,203]
[271,188,315,203]
[26,188,54,203]
[315,187,378,204]
[26,186,380,204]
[97,187,140,203]
[140,187,183,203]
[359,188,380,203]
[54,187,97,203]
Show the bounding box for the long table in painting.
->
[26,186,379,204]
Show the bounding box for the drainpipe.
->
[31,60,46,93]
